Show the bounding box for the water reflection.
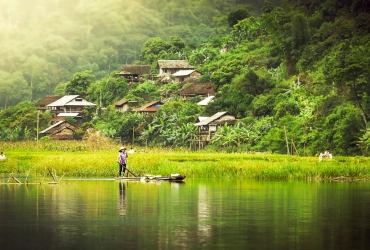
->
[118,181,126,216]
[1,178,370,250]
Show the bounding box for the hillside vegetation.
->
[1,0,370,156]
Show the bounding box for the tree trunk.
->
[353,85,368,127]
[355,96,368,127]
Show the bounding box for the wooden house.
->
[35,95,63,113]
[116,65,151,83]
[157,60,195,76]
[174,82,215,101]
[194,111,237,144]
[46,95,96,115]
[39,120,78,140]
[172,69,201,83]
[114,98,139,112]
[133,100,164,115]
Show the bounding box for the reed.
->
[1,141,370,180]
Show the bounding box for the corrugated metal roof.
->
[47,95,80,107]
[65,99,96,106]
[197,96,215,106]
[197,116,209,122]
[57,113,79,117]
[194,111,228,126]
[172,70,196,76]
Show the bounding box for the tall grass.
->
[1,141,370,180]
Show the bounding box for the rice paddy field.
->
[1,141,370,181]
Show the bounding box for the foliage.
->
[129,81,160,102]
[227,6,251,27]
[0,101,52,141]
[87,71,129,107]
[94,108,146,144]
[65,70,96,96]
[140,101,201,147]
[2,0,370,156]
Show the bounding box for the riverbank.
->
[1,141,370,180]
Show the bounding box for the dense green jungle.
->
[1,0,370,157]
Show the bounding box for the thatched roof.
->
[158,60,195,69]
[114,98,128,106]
[114,98,139,106]
[175,82,215,96]
[133,100,164,112]
[40,121,78,134]
[116,65,151,75]
[35,95,63,106]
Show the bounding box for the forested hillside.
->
[1,0,370,156]
[0,0,273,108]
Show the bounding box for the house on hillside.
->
[35,95,63,113]
[157,60,195,76]
[172,69,201,83]
[133,100,164,115]
[39,120,78,140]
[116,65,151,83]
[114,98,139,112]
[46,95,96,115]
[194,111,237,146]
[174,82,215,101]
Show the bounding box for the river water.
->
[0,177,370,250]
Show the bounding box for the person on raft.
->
[116,146,128,177]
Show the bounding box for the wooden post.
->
[36,111,39,142]
[291,139,299,156]
[284,126,290,155]
[10,175,21,184]
[100,89,102,108]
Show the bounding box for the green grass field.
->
[1,141,370,180]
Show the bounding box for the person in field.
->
[319,148,332,162]
[0,152,6,161]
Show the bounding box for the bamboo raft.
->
[115,174,186,182]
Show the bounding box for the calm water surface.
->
[0,176,370,250]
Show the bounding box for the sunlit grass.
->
[1,141,370,180]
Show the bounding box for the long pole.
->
[132,127,134,147]
[125,167,137,177]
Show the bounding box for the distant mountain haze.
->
[0,0,279,108]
